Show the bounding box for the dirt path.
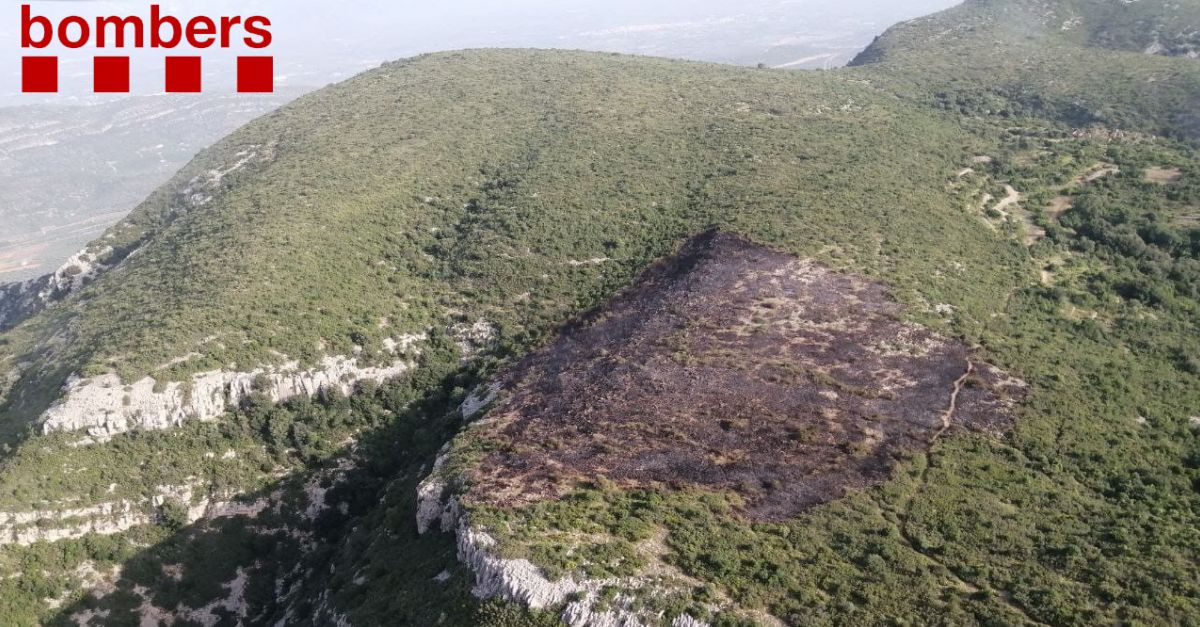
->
[1031,162,1119,233]
[1082,163,1119,183]
[987,185,1046,244]
[772,52,841,69]
[1046,195,1073,220]
[934,360,974,442]
[971,161,1116,233]
[991,185,1021,217]
[887,358,1050,626]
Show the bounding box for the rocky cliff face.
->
[434,511,710,627]
[0,483,269,547]
[416,456,711,627]
[0,246,117,332]
[0,246,111,333]
[42,337,424,438]
[1144,37,1200,58]
[39,246,115,301]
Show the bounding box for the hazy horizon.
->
[1,0,961,105]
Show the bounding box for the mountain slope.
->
[852,0,1200,140]
[0,94,294,283]
[0,49,1020,436]
[0,0,1196,625]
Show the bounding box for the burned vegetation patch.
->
[466,231,1024,521]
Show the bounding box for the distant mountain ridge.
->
[852,0,1200,140]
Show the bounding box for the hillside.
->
[0,94,294,283]
[0,0,1197,625]
[851,0,1200,140]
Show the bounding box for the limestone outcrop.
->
[416,453,711,627]
[43,338,424,438]
[0,483,271,547]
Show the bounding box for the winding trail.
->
[991,185,1022,217]
[934,360,974,442]
[886,358,1050,626]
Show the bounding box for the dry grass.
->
[1144,166,1183,184]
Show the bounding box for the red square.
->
[22,56,58,93]
[94,56,130,93]
[166,57,202,93]
[237,56,274,93]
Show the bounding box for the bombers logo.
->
[19,4,274,93]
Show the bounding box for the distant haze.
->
[1,0,961,103]
[0,0,961,282]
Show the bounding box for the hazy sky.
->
[1,0,961,104]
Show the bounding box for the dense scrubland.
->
[0,0,1196,625]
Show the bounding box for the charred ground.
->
[466,231,1026,521]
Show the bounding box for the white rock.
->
[39,246,114,302]
[0,484,260,547]
[416,448,463,534]
[567,257,612,267]
[562,601,645,627]
[452,319,497,359]
[415,436,713,626]
[382,333,425,355]
[460,384,499,420]
[452,514,709,627]
[458,525,592,610]
[415,479,448,535]
[42,351,423,438]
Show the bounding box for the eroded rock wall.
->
[43,338,424,438]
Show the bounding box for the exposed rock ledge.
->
[440,515,706,627]
[0,245,118,333]
[42,338,424,438]
[463,524,711,627]
[416,453,708,627]
[0,484,270,547]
